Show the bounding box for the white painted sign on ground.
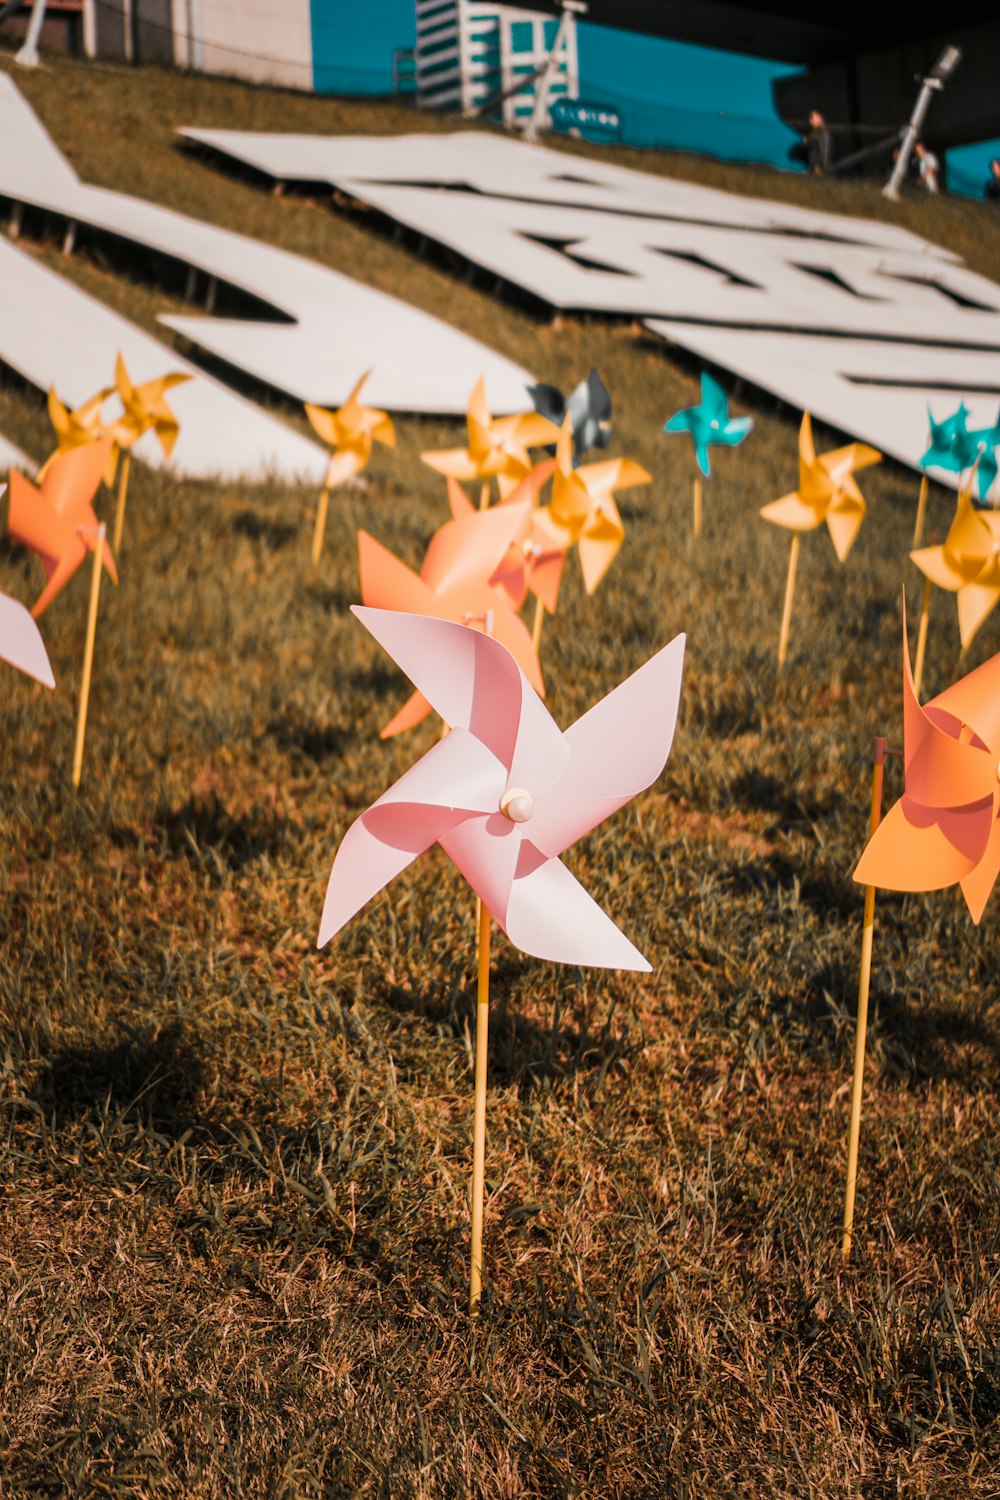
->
[0,79,534,427]
[0,236,327,483]
[180,127,1000,489]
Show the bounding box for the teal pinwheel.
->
[920,403,999,502]
[663,373,752,478]
[969,410,1000,503]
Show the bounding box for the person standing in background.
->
[789,109,832,174]
[914,141,940,194]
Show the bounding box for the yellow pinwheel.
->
[104,353,191,549]
[533,416,650,636]
[40,384,114,483]
[108,352,191,460]
[911,486,1000,669]
[761,412,881,667]
[421,376,560,508]
[305,371,396,567]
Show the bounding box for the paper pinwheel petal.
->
[0,589,55,687]
[920,403,976,478]
[358,499,544,736]
[305,370,397,484]
[108,352,192,457]
[319,608,685,968]
[910,491,1000,649]
[422,376,560,495]
[0,484,54,687]
[536,419,649,594]
[7,439,117,617]
[854,614,1000,920]
[529,368,612,461]
[663,372,752,478]
[761,412,880,562]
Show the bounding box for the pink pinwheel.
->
[0,487,54,688]
[319,608,686,968]
[359,498,543,738]
[447,462,565,615]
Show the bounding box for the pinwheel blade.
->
[0,592,55,687]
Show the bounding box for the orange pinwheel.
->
[7,439,117,618]
[855,617,1000,922]
[910,490,1000,651]
[421,377,560,501]
[760,412,881,562]
[107,353,191,458]
[535,417,650,593]
[305,371,396,489]
[358,498,543,737]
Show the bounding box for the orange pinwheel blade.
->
[359,531,439,617]
[760,493,821,533]
[956,583,1000,651]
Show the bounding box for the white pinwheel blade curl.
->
[0,592,55,687]
[319,730,504,945]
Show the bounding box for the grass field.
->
[1,45,1000,1499]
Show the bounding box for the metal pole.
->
[15,0,50,67]
[884,46,961,201]
[524,7,569,142]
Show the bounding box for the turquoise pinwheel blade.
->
[921,402,976,474]
[664,374,752,478]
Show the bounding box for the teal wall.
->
[946,137,1000,201]
[308,3,803,169]
[310,0,415,95]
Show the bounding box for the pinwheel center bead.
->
[500,788,534,823]
[523,539,542,560]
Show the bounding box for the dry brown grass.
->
[0,44,999,1500]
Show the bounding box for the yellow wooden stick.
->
[913,473,929,548]
[777,533,800,670]
[479,480,491,512]
[469,895,492,1315]
[531,596,545,655]
[310,486,331,568]
[112,451,131,553]
[72,524,107,789]
[693,475,703,540]
[842,737,887,1259]
[913,575,932,698]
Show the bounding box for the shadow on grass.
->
[111,794,292,872]
[375,960,641,1100]
[231,508,298,550]
[268,714,351,763]
[29,1019,205,1135]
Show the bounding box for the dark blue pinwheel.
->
[529,369,612,463]
[663,373,752,478]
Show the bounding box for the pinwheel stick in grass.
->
[843,610,1000,1258]
[318,608,686,1312]
[760,413,880,669]
[663,373,752,542]
[306,372,396,569]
